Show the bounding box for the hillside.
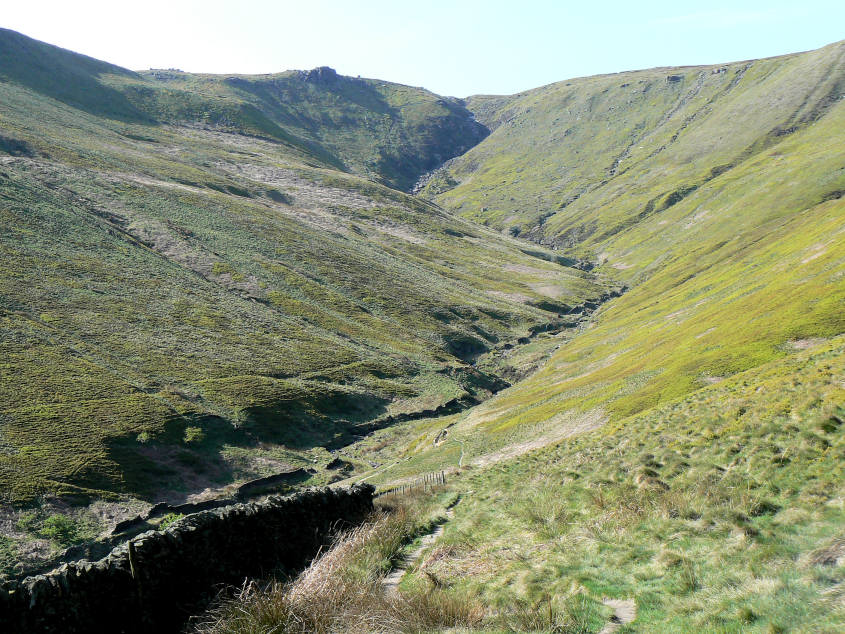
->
[0,29,612,510]
[347,336,844,632]
[419,40,845,431]
[135,67,488,191]
[322,41,845,632]
[1,26,844,631]
[425,40,844,249]
[0,27,488,191]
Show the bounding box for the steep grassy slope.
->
[419,40,844,435]
[135,67,488,191]
[426,40,843,249]
[0,28,487,192]
[0,30,610,504]
[363,337,844,632]
[324,42,845,631]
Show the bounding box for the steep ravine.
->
[351,280,626,438]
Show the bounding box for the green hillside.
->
[0,27,487,191]
[1,26,844,630]
[324,41,845,632]
[426,40,844,248]
[351,336,844,632]
[420,40,845,432]
[0,29,610,506]
[134,67,488,191]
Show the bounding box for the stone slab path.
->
[382,502,457,594]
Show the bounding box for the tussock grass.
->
[375,338,845,631]
[194,495,485,634]
[195,490,611,633]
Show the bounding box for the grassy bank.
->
[358,337,844,632]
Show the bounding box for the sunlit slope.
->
[135,67,488,191]
[416,41,845,435]
[371,337,845,632]
[371,40,845,632]
[420,99,844,441]
[0,36,609,502]
[426,40,843,255]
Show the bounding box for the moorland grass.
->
[359,337,844,632]
[0,29,612,515]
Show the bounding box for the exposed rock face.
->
[0,485,374,633]
[301,66,339,83]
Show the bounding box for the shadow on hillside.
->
[95,390,392,501]
[0,28,155,123]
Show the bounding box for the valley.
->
[0,26,842,633]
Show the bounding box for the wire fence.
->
[374,471,447,498]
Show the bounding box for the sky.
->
[3,1,843,96]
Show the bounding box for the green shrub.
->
[0,536,18,578]
[39,514,80,547]
[159,513,184,529]
[183,426,205,444]
[15,511,41,534]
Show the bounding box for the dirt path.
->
[471,408,607,468]
[599,598,636,633]
[382,502,458,595]
[357,460,400,483]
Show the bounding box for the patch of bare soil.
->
[215,162,376,210]
[801,243,827,264]
[599,598,636,633]
[503,263,560,277]
[788,337,828,350]
[529,282,568,298]
[119,173,205,194]
[485,290,532,304]
[375,224,427,244]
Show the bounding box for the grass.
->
[193,490,486,633]
[0,29,609,511]
[0,32,608,503]
[429,40,844,244]
[131,67,489,191]
[14,509,98,547]
[194,488,608,633]
[1,28,843,630]
[417,38,845,445]
[2,26,488,192]
[356,336,845,632]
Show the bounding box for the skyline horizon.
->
[3,24,842,99]
[2,1,844,97]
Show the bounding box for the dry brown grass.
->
[193,507,485,634]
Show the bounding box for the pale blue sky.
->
[4,1,843,96]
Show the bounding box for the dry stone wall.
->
[0,484,374,633]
